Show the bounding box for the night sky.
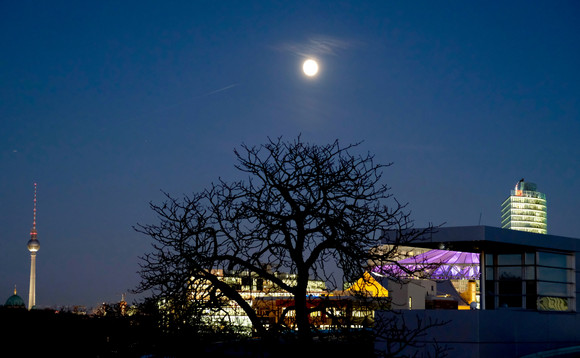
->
[1,1,579,308]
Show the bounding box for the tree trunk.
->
[294,272,311,341]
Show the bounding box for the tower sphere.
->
[27,239,40,253]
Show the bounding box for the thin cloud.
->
[276,35,359,58]
[201,83,239,97]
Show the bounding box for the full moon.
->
[302,59,319,77]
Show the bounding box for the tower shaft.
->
[29,253,36,309]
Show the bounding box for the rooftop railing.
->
[510,190,546,200]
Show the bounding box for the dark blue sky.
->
[1,1,579,308]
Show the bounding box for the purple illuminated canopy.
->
[373,249,480,280]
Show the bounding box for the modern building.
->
[501,179,547,234]
[27,183,40,310]
[375,226,580,358]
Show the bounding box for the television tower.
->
[27,183,40,310]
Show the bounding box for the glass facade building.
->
[501,180,547,234]
[484,250,574,311]
[379,226,579,312]
[376,226,580,357]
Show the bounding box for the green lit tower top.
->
[501,179,547,234]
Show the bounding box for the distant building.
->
[501,179,547,234]
[4,287,26,309]
[185,270,328,331]
[372,247,480,309]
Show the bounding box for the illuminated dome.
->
[373,249,480,280]
[27,238,40,253]
[4,288,26,309]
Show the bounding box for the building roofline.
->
[383,226,580,253]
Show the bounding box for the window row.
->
[486,266,572,283]
[485,294,569,311]
[485,280,571,297]
[485,252,571,268]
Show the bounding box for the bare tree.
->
[135,136,432,342]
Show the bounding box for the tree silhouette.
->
[135,136,433,342]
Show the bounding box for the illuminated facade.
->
[501,179,547,234]
[190,270,328,332]
[372,248,480,309]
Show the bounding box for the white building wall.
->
[375,309,580,358]
[388,279,433,310]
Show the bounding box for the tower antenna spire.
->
[32,182,37,233]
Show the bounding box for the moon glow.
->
[302,59,319,77]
